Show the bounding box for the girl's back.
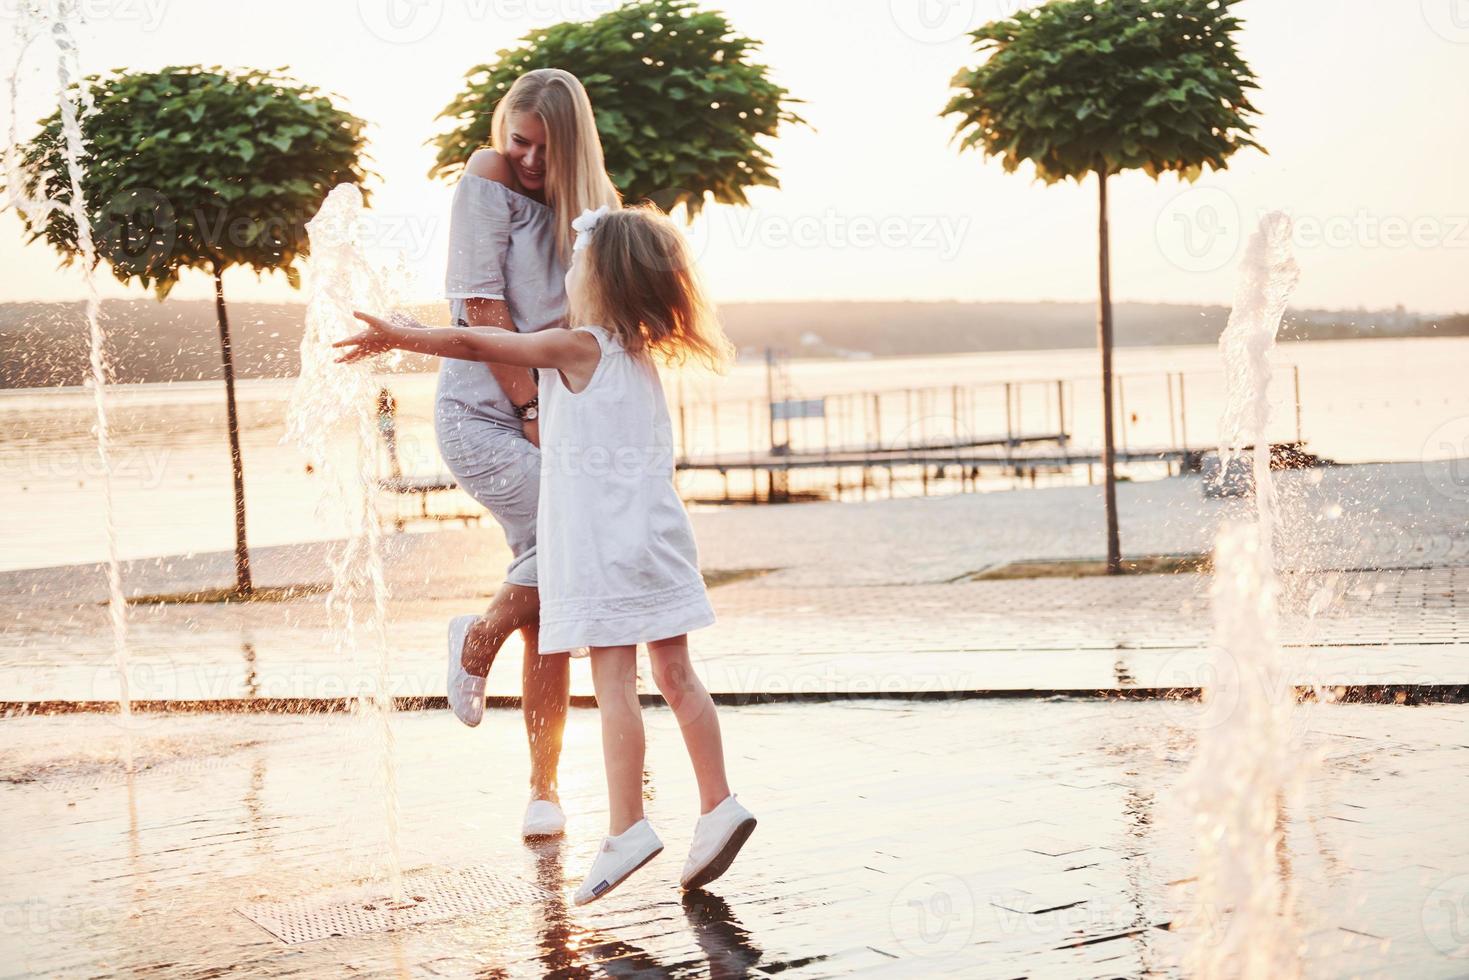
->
[535,324,711,652]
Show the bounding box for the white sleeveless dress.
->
[535,325,715,654]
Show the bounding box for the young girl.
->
[336,204,756,904]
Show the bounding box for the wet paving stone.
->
[2,700,1467,977]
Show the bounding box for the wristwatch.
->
[514,395,539,422]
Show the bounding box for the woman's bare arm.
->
[462,297,539,409]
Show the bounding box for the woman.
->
[437,68,620,839]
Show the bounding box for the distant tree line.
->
[5,299,1462,388]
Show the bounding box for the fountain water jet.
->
[287,183,404,898]
[4,0,132,753]
[1183,212,1308,978]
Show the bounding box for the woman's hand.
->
[334,311,404,364]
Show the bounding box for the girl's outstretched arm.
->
[335,311,600,378]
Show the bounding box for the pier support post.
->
[1293,365,1303,443]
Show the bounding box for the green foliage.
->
[942,0,1262,183]
[11,65,370,298]
[430,0,805,217]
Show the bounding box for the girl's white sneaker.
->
[680,795,757,891]
[573,819,664,906]
[446,615,486,727]
[522,798,566,839]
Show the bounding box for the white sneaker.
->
[573,819,664,906]
[446,615,486,727]
[522,798,566,839]
[680,795,756,891]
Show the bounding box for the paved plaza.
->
[3,461,1467,976]
[3,462,1466,706]
[4,700,1469,978]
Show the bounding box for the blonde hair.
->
[575,204,734,373]
[491,68,621,262]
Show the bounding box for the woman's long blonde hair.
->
[574,204,734,374]
[491,68,621,262]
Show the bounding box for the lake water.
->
[2,336,1465,572]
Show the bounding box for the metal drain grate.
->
[237,865,556,944]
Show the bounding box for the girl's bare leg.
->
[589,645,645,835]
[522,627,568,804]
[648,635,731,814]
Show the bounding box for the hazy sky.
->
[1,0,1466,312]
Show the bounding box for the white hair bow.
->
[572,205,610,254]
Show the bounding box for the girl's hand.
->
[334,311,402,364]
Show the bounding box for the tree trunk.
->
[1097,170,1122,574]
[214,265,252,596]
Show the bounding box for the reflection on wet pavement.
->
[3,700,1466,976]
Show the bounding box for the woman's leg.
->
[461,582,538,676]
[461,583,569,803]
[522,628,568,803]
[459,583,568,802]
[438,421,570,801]
[647,635,731,814]
[589,645,645,835]
[441,420,541,677]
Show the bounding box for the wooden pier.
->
[674,437,1200,504]
[374,356,1307,513]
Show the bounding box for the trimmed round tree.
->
[943,0,1262,573]
[12,65,370,594]
[430,0,805,217]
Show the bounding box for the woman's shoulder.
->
[466,148,514,184]
[459,149,548,212]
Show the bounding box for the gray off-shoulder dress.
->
[434,173,567,588]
